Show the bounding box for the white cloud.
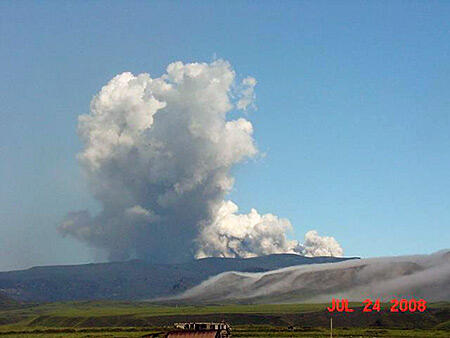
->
[301,230,343,257]
[196,200,301,258]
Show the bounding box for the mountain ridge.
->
[0,254,357,302]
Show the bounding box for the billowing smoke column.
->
[59,60,343,263]
[302,230,343,257]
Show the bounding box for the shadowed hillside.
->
[0,254,357,302]
[0,292,17,308]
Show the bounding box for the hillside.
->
[0,292,17,308]
[0,254,356,302]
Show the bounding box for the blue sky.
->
[1,1,449,270]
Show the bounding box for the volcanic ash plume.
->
[301,230,343,257]
[59,60,343,263]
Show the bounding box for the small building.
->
[166,322,231,338]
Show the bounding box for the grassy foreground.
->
[0,301,448,337]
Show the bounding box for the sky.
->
[1,1,449,271]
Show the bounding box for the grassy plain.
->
[0,301,448,337]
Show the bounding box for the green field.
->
[0,301,448,337]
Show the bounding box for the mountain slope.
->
[0,254,356,302]
[0,292,18,308]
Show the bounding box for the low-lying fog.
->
[173,250,450,303]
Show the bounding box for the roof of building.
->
[166,330,218,338]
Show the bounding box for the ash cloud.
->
[59,60,343,263]
[302,230,343,257]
